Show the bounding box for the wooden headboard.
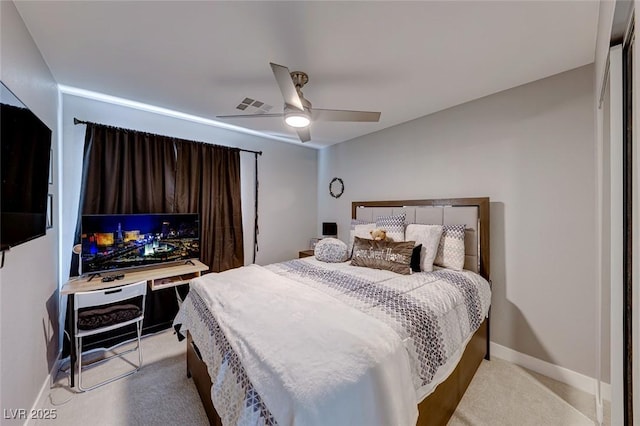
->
[352,197,490,280]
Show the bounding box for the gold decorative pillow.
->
[350,236,415,275]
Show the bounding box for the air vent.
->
[235,98,273,114]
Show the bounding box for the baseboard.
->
[600,381,611,401]
[490,342,611,401]
[24,350,62,426]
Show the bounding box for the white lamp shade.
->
[284,111,311,128]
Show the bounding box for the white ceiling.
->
[14,1,599,148]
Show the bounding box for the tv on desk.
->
[81,213,200,275]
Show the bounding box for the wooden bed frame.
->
[186,197,491,426]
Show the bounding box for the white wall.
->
[317,65,598,378]
[0,1,60,422]
[60,94,318,285]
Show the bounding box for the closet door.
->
[604,6,635,425]
[609,44,624,426]
[622,11,636,426]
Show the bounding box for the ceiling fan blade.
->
[270,63,304,111]
[216,113,284,119]
[296,127,311,143]
[312,109,381,122]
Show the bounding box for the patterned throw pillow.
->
[314,238,349,263]
[350,236,414,275]
[405,224,443,272]
[375,213,406,242]
[433,225,466,270]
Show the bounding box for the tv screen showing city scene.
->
[81,213,200,274]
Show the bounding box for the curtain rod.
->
[73,118,263,156]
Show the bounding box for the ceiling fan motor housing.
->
[290,71,308,89]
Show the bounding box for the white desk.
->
[62,259,209,294]
[62,260,209,388]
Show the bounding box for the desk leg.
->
[68,295,76,388]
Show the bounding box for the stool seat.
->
[78,303,141,331]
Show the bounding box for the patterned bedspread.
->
[174,258,491,425]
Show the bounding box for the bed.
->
[174,197,491,426]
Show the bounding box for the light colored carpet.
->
[37,330,609,425]
[36,330,208,425]
[448,358,610,426]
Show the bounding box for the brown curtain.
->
[175,141,243,272]
[71,123,244,275]
[79,125,177,214]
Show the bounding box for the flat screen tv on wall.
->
[81,213,200,275]
[1,81,52,249]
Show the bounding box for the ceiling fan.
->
[217,63,381,143]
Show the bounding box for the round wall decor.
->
[329,177,344,198]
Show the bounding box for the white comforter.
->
[179,264,417,426]
[174,258,491,426]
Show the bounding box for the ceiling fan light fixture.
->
[284,110,311,128]
[216,63,381,143]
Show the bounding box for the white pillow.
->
[349,223,376,253]
[354,223,376,239]
[314,238,348,263]
[405,224,443,272]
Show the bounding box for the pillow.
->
[350,236,414,275]
[353,223,376,238]
[433,224,466,270]
[405,224,443,272]
[375,213,406,242]
[349,222,376,255]
[314,238,349,263]
[350,218,373,230]
[410,244,422,273]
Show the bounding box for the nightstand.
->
[298,250,314,258]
